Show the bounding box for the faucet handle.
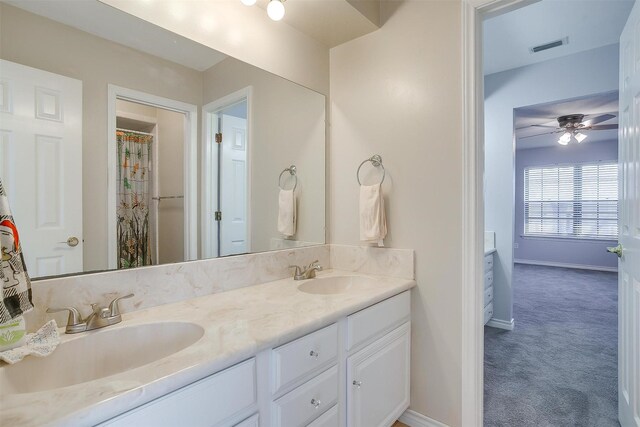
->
[108,293,134,317]
[46,307,84,326]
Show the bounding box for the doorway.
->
[107,85,198,269]
[461,0,639,425]
[202,87,252,258]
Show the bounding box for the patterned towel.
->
[0,179,33,325]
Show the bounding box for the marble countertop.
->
[1,270,415,427]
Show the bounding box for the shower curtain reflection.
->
[116,131,153,268]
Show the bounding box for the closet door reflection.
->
[218,101,249,257]
[115,99,186,268]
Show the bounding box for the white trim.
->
[461,0,529,425]
[520,235,618,243]
[461,1,484,425]
[514,259,618,272]
[399,409,450,427]
[486,318,515,330]
[107,85,198,269]
[201,87,253,258]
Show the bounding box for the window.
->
[524,162,618,239]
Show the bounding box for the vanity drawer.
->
[483,302,494,325]
[101,358,256,427]
[484,286,493,307]
[307,405,338,427]
[347,291,410,351]
[484,254,494,272]
[271,366,338,427]
[272,323,338,395]
[484,270,494,290]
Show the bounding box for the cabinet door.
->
[347,322,410,427]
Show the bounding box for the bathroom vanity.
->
[1,271,414,427]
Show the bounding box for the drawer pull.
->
[352,380,362,388]
[309,350,319,358]
[310,398,321,408]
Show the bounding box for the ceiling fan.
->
[519,113,618,145]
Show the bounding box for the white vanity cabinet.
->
[347,323,410,427]
[98,291,411,427]
[484,252,495,325]
[345,291,411,427]
[99,358,258,427]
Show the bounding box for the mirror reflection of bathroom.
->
[206,99,249,258]
[115,99,186,268]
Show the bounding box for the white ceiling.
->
[514,91,618,150]
[483,0,634,75]
[4,0,228,72]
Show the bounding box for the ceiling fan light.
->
[241,0,257,6]
[267,0,285,20]
[574,132,587,143]
[558,132,571,145]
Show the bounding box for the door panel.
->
[0,60,83,277]
[220,113,248,256]
[619,3,640,424]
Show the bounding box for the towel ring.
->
[278,165,298,191]
[357,155,385,185]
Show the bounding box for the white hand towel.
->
[277,189,296,237]
[359,184,387,246]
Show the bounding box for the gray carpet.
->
[484,264,618,427]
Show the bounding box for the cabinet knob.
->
[310,398,321,408]
[353,380,362,388]
[309,350,319,358]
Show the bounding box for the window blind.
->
[524,162,618,239]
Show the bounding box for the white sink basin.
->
[297,276,375,295]
[0,321,204,394]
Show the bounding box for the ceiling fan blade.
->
[584,113,616,126]
[518,130,560,139]
[530,124,559,129]
[515,119,558,130]
[588,124,618,130]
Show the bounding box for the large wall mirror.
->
[0,0,325,279]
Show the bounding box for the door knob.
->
[607,244,623,258]
[59,237,80,247]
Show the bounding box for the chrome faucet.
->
[289,260,322,280]
[47,294,134,334]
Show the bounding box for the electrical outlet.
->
[514,243,519,249]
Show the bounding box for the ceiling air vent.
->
[530,37,569,54]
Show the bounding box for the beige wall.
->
[329,1,463,425]
[0,3,202,272]
[203,57,326,253]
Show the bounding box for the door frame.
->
[201,86,253,258]
[107,84,198,269]
[460,0,533,424]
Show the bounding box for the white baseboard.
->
[486,318,514,330]
[514,259,617,273]
[399,409,450,427]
